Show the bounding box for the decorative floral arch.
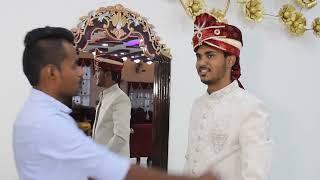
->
[71,4,171,59]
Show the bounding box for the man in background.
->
[92,54,131,158]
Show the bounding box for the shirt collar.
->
[102,84,119,95]
[206,81,238,100]
[30,88,72,114]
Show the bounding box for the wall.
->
[122,60,155,83]
[0,0,319,179]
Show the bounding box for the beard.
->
[199,68,227,86]
[96,79,101,86]
[201,79,214,85]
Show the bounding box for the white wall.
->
[1,0,319,179]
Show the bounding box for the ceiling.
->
[80,31,152,64]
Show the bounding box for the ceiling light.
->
[146,61,153,65]
[134,59,141,63]
[102,43,108,46]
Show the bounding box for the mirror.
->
[70,4,171,170]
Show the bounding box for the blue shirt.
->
[13,89,130,180]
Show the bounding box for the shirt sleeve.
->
[239,100,273,180]
[38,113,130,180]
[108,95,131,153]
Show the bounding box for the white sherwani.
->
[92,84,131,157]
[184,81,272,180]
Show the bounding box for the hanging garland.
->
[239,0,264,22]
[180,0,320,38]
[179,0,230,22]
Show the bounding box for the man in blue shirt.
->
[13,26,217,180]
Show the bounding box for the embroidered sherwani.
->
[92,84,131,157]
[184,81,272,180]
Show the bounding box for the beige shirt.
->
[92,84,131,157]
[184,81,272,180]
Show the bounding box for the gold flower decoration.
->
[111,12,128,29]
[243,0,264,22]
[278,4,297,26]
[186,0,205,17]
[287,12,307,36]
[296,0,317,9]
[312,17,320,37]
[210,9,227,23]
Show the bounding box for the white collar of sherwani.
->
[102,83,119,95]
[206,81,239,101]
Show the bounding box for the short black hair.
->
[22,26,74,86]
[111,71,121,83]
